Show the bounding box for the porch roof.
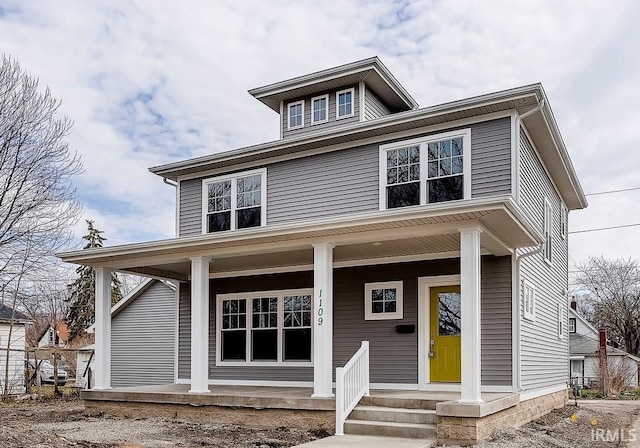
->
[58,196,540,281]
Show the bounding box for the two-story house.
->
[59,57,587,445]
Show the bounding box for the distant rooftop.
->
[248,56,418,113]
[0,302,30,323]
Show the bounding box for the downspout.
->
[514,245,544,392]
[163,178,178,237]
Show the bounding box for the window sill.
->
[287,125,304,131]
[216,361,313,367]
[336,113,354,120]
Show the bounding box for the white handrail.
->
[335,340,370,436]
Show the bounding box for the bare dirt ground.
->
[0,398,329,447]
[1,397,639,447]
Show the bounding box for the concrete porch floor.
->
[82,383,514,412]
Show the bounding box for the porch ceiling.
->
[58,197,542,281]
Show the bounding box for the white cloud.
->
[1,0,639,265]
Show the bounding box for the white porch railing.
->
[335,340,370,436]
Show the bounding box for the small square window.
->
[311,95,328,124]
[288,100,304,129]
[336,88,355,119]
[364,281,403,320]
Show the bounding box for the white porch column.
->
[312,242,334,398]
[189,256,211,393]
[459,227,484,404]
[94,267,112,390]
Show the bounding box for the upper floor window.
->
[569,317,576,333]
[202,168,266,233]
[336,88,354,119]
[311,94,328,124]
[544,198,553,264]
[288,100,304,129]
[378,129,471,210]
[560,204,568,240]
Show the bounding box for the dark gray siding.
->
[111,281,176,387]
[178,257,511,386]
[177,118,512,234]
[364,88,390,120]
[517,128,569,391]
[282,85,360,139]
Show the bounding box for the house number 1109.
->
[317,289,324,326]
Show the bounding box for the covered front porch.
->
[60,198,541,415]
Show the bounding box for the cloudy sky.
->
[1,0,638,272]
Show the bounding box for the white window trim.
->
[215,288,314,367]
[569,317,576,333]
[560,203,568,240]
[287,100,305,130]
[336,87,355,119]
[364,281,403,320]
[543,197,553,265]
[522,279,535,322]
[378,129,472,210]
[310,94,329,125]
[201,168,267,234]
[558,302,565,339]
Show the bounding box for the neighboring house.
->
[36,322,69,348]
[77,278,176,389]
[0,303,31,394]
[59,57,587,444]
[569,302,640,388]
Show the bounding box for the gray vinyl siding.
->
[517,128,569,391]
[282,85,360,139]
[363,88,390,120]
[480,256,513,385]
[177,118,512,235]
[178,257,511,386]
[179,178,202,236]
[111,281,176,387]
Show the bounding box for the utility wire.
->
[569,223,640,235]
[585,186,640,197]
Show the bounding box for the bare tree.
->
[573,256,640,357]
[1,54,82,397]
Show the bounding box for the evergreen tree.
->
[65,220,123,341]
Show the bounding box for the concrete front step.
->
[344,419,437,439]
[350,406,437,425]
[359,396,441,410]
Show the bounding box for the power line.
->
[569,223,640,235]
[586,186,640,197]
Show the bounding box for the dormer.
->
[248,57,418,139]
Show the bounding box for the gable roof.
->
[36,322,70,345]
[248,57,418,113]
[570,333,640,362]
[0,303,30,323]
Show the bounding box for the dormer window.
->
[311,94,328,124]
[336,88,354,119]
[288,100,304,130]
[202,169,267,233]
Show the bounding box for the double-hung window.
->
[202,168,266,233]
[288,100,304,129]
[216,289,313,366]
[522,279,535,321]
[379,129,471,210]
[311,94,328,124]
[336,88,354,119]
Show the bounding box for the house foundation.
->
[436,389,568,445]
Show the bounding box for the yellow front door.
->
[429,286,461,382]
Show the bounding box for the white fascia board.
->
[59,196,517,264]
